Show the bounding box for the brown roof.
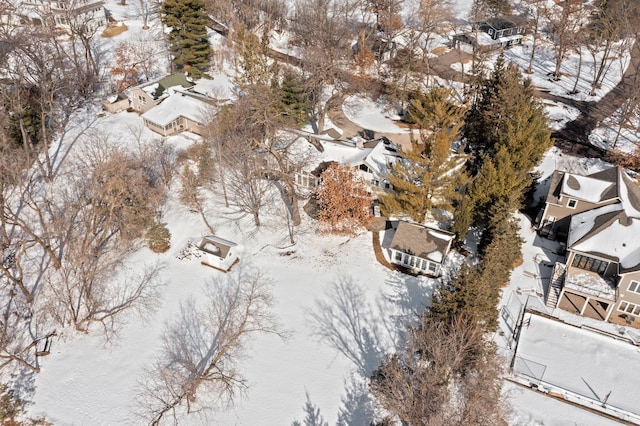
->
[388,221,453,263]
[545,170,565,204]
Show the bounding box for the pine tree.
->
[429,265,501,332]
[455,55,552,236]
[379,88,468,223]
[161,0,211,77]
[278,71,310,126]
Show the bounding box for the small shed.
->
[386,221,454,276]
[198,236,239,272]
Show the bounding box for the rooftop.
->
[388,221,453,263]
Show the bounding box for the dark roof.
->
[545,170,565,204]
[143,73,194,99]
[483,16,525,30]
[388,221,453,263]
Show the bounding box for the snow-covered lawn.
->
[30,161,432,424]
[342,95,409,134]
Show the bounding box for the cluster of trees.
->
[370,56,550,425]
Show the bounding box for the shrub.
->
[146,223,171,253]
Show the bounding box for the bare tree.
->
[224,141,274,227]
[370,316,507,426]
[316,163,373,235]
[290,0,356,133]
[586,0,634,95]
[136,268,283,425]
[544,0,586,80]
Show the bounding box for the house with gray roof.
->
[126,73,195,113]
[540,166,640,327]
[385,221,453,276]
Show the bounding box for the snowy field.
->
[15,0,640,424]
[342,95,409,134]
[31,191,432,424]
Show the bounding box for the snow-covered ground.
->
[15,0,640,424]
[342,95,409,134]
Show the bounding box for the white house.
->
[16,0,106,31]
[198,236,239,272]
[141,91,214,136]
[385,221,454,276]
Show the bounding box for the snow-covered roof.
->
[191,76,235,100]
[360,139,398,178]
[198,235,237,259]
[570,213,640,272]
[387,221,453,263]
[141,93,213,127]
[568,203,623,247]
[561,173,615,203]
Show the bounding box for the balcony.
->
[563,266,617,302]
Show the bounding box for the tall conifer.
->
[379,88,468,223]
[161,0,211,76]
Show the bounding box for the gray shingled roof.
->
[388,221,453,263]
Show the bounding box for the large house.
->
[453,16,525,52]
[294,136,399,193]
[141,91,214,137]
[385,221,454,276]
[14,0,106,31]
[127,73,195,113]
[538,166,640,327]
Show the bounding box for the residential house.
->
[141,91,214,136]
[16,0,106,31]
[354,138,398,192]
[385,221,454,276]
[127,73,195,113]
[198,236,239,272]
[540,166,640,327]
[453,16,525,52]
[292,136,399,193]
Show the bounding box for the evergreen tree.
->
[379,88,468,223]
[278,71,310,126]
[429,265,501,332]
[161,0,211,76]
[234,27,274,88]
[455,55,552,236]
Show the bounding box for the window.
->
[629,281,640,294]
[571,254,608,275]
[488,29,493,35]
[618,301,640,316]
[428,262,437,273]
[395,251,402,262]
[420,259,427,270]
[384,181,391,190]
[567,199,578,208]
[371,179,380,186]
[359,164,370,173]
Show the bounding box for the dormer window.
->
[567,199,578,208]
[629,281,640,294]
